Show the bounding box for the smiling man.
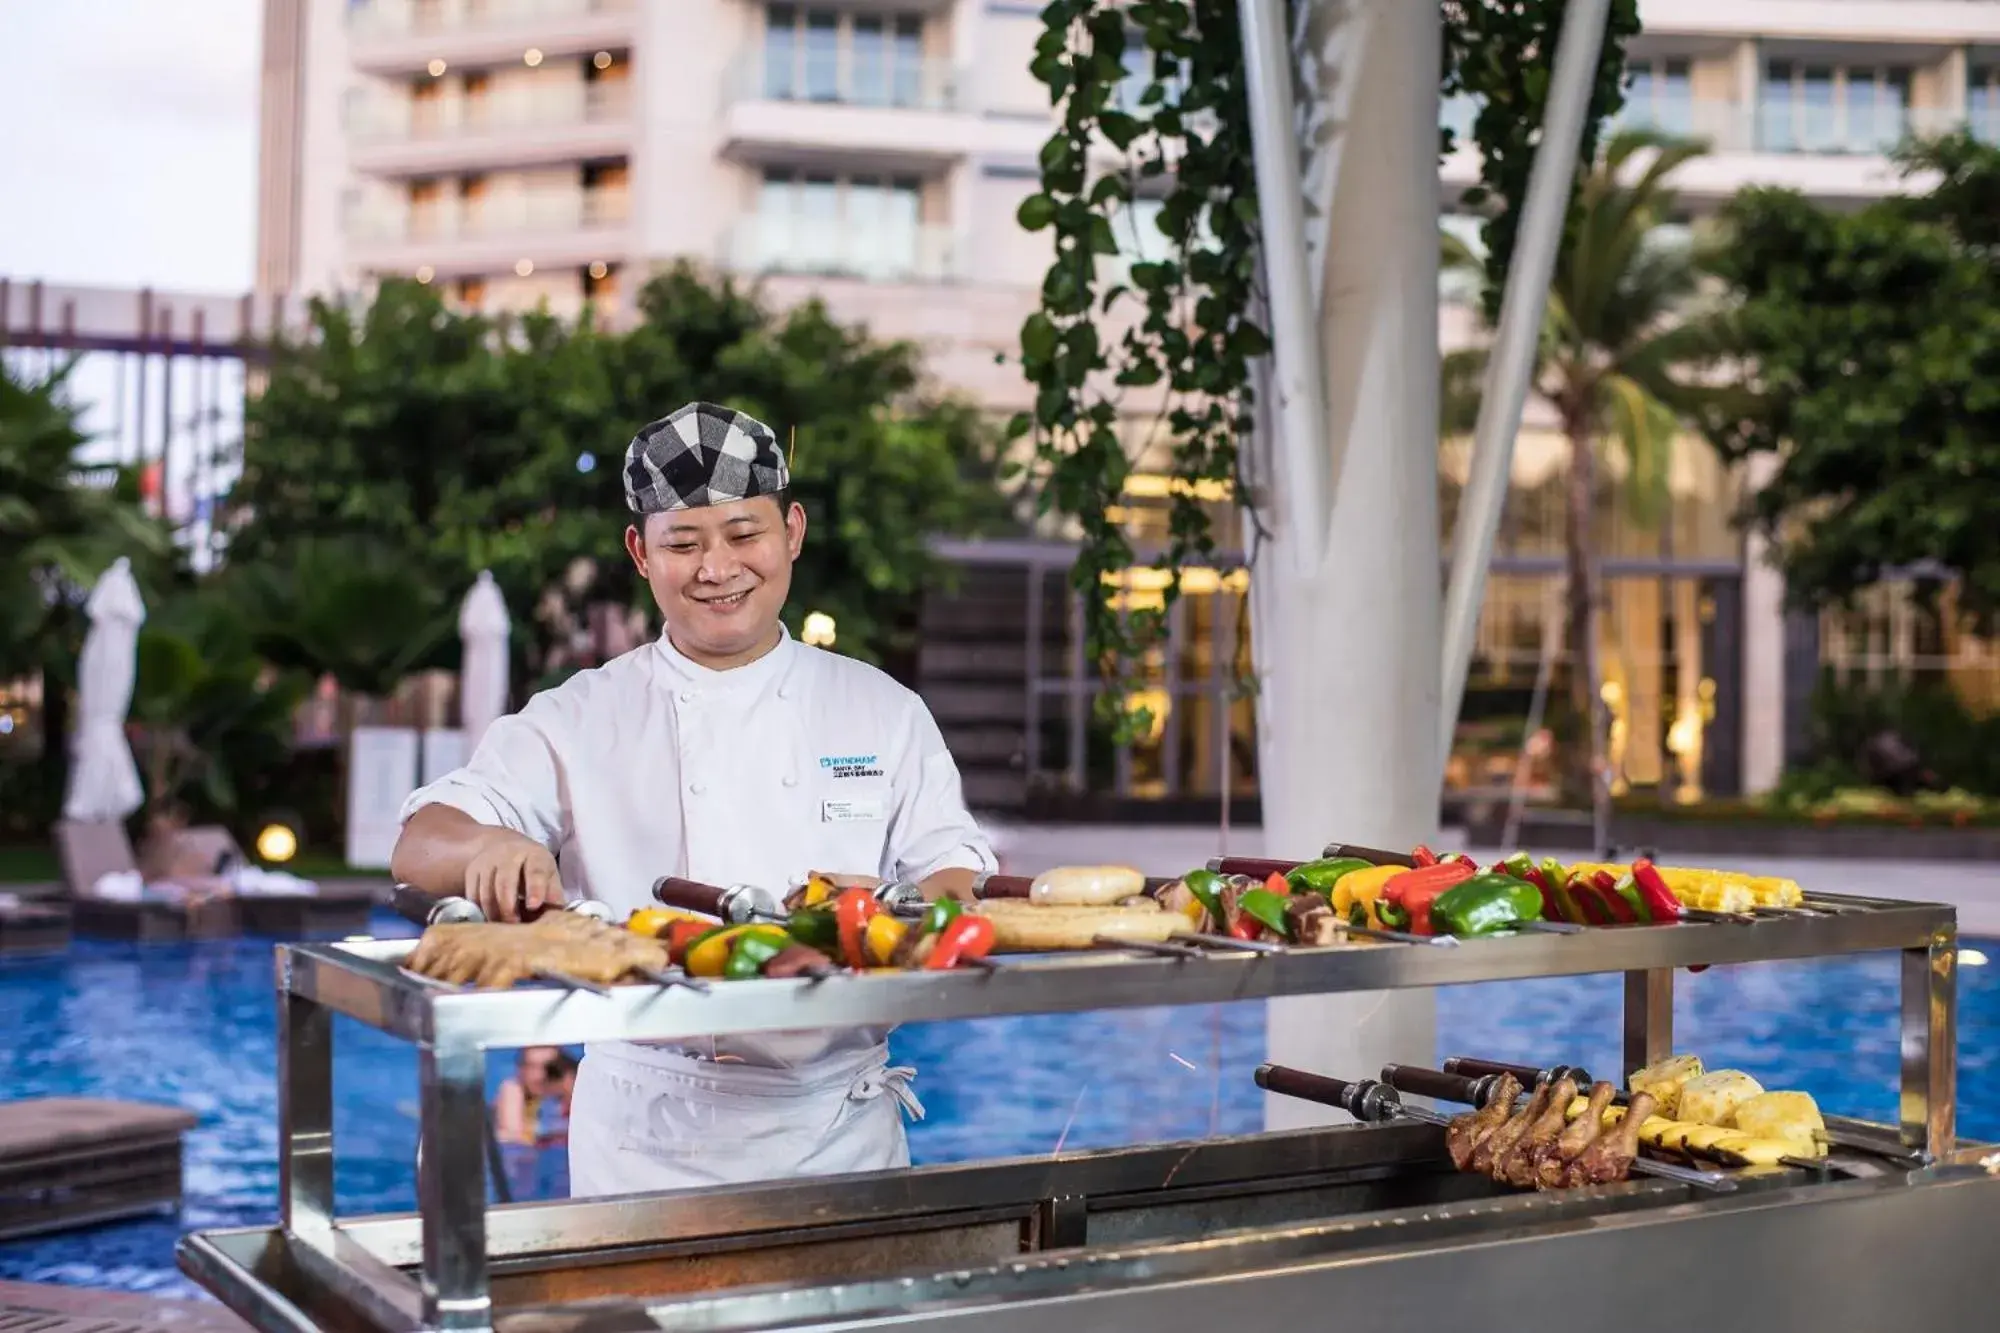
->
[390,401,995,1194]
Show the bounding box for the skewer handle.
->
[1443,1056,1595,1090]
[1380,1063,1493,1108]
[1320,842,1420,868]
[391,883,483,926]
[1208,857,1301,879]
[1254,1064,1403,1123]
[652,875,731,918]
[973,873,1036,899]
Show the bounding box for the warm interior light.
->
[1122,473,1233,502]
[415,265,435,284]
[593,50,613,70]
[524,47,544,67]
[587,260,609,280]
[256,823,299,864]
[515,258,535,276]
[1962,949,1989,967]
[802,612,837,647]
[427,58,447,77]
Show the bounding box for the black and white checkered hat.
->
[622,402,789,514]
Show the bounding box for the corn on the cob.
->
[1566,862,1795,911]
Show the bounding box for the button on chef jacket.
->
[399,627,997,1067]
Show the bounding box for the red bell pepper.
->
[1630,859,1683,923]
[924,915,997,970]
[835,888,880,970]
[1381,860,1478,935]
[1589,870,1639,924]
[665,919,711,964]
[1411,844,1440,868]
[1230,917,1262,941]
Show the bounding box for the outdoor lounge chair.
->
[53,818,238,941]
[0,892,70,956]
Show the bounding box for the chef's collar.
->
[656,624,796,695]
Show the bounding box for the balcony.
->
[723,216,962,284]
[347,189,631,276]
[346,0,636,76]
[347,81,633,175]
[719,53,1044,167]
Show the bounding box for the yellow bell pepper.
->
[685,925,781,978]
[864,913,908,967]
[626,907,711,939]
[1331,864,1405,926]
[799,874,840,908]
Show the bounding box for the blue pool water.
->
[4,914,1998,1299]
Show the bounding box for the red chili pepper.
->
[1411,845,1439,868]
[834,888,880,970]
[1382,861,1478,935]
[1630,859,1683,923]
[1590,870,1639,924]
[1519,866,1567,923]
[924,915,996,970]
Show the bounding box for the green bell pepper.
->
[919,898,963,936]
[1238,887,1292,937]
[1429,873,1545,938]
[787,908,840,952]
[1181,868,1227,922]
[1284,857,1371,898]
[723,928,791,980]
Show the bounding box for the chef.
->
[389,401,996,1195]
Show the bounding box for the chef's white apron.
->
[568,1041,924,1195]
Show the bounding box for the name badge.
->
[821,798,885,824]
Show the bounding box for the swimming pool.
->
[4,914,1995,1298]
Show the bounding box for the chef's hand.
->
[809,871,882,892]
[464,831,564,922]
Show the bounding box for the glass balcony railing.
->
[724,216,961,284]
[348,188,630,243]
[724,51,968,114]
[348,82,632,143]
[1607,96,1967,157]
[348,0,635,38]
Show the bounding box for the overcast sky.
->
[0,0,262,292]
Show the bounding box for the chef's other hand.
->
[464,832,563,922]
[810,871,882,892]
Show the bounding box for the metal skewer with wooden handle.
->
[1255,1063,1733,1191]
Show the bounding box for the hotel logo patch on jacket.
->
[820,754,883,779]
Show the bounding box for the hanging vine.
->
[1014,0,1640,733]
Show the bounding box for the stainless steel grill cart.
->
[180,882,1986,1333]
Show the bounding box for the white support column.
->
[1741,455,1787,794]
[1252,0,1442,1131]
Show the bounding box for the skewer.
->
[1679,907,1758,925]
[1093,935,1209,959]
[1510,920,1586,935]
[400,968,465,991]
[1180,931,1287,954]
[533,969,614,997]
[633,966,711,993]
[1350,923,1458,946]
[1257,1064,1735,1192]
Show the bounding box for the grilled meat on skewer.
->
[1534,1081,1617,1189]
[406,912,671,989]
[1470,1080,1550,1177]
[1156,879,1210,933]
[1562,1091,1658,1187]
[1445,1073,1522,1171]
[1497,1077,1576,1187]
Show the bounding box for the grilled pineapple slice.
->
[1733,1091,1826,1157]
[1678,1070,1766,1127]
[1628,1054,1705,1119]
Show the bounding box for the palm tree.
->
[0,358,170,793]
[1443,130,1721,826]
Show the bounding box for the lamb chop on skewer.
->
[1470,1079,1551,1178]
[1496,1078,1576,1187]
[1563,1091,1659,1187]
[1445,1072,1523,1171]
[1534,1080,1617,1190]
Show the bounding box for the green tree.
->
[1701,132,2000,625]
[1443,131,1722,809]
[0,359,170,799]
[226,267,1012,683]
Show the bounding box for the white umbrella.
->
[63,556,147,822]
[458,570,511,750]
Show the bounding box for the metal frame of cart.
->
[180,883,1960,1332]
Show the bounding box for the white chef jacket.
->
[400,625,996,1070]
